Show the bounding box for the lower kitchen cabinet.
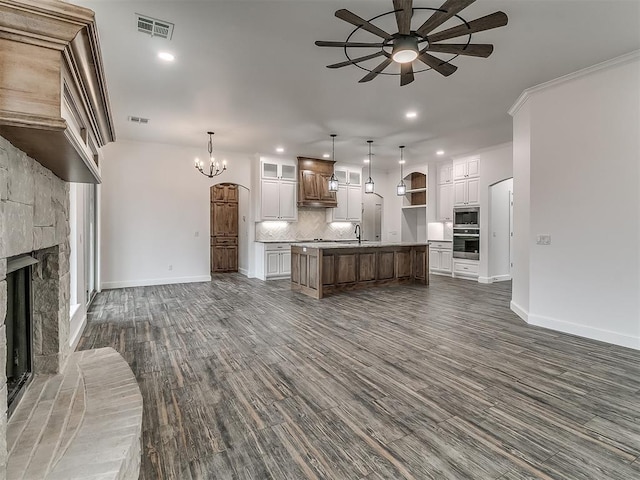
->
[453,258,479,279]
[255,242,292,280]
[429,241,452,274]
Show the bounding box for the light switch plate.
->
[536,234,551,245]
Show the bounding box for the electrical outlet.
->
[536,234,551,245]
[168,264,173,271]
[194,231,199,237]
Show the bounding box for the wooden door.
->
[211,183,239,273]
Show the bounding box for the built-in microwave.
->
[454,207,479,228]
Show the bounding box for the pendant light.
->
[194,131,227,178]
[328,134,339,192]
[396,145,406,196]
[364,140,374,194]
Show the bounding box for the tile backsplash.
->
[255,208,356,241]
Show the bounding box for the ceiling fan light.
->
[392,36,419,64]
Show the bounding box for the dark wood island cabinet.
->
[291,242,429,299]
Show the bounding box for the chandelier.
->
[194,131,227,178]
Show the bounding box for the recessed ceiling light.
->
[323,153,330,158]
[363,158,370,164]
[436,150,445,155]
[276,147,284,153]
[406,111,417,119]
[158,52,175,62]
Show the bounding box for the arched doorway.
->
[209,183,251,274]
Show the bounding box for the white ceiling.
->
[81,0,640,168]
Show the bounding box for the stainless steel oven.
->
[454,207,479,228]
[453,228,480,260]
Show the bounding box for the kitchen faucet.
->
[354,224,361,244]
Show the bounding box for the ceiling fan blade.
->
[393,0,413,35]
[315,40,385,48]
[400,62,415,86]
[359,57,394,83]
[417,51,458,76]
[427,11,508,43]
[327,51,386,69]
[416,0,476,37]
[427,43,493,57]
[335,9,393,40]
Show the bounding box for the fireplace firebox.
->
[6,255,38,415]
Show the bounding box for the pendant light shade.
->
[328,134,339,192]
[365,140,374,194]
[396,145,406,196]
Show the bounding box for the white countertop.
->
[291,241,429,249]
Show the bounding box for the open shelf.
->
[401,171,427,208]
[404,187,427,194]
[401,205,427,209]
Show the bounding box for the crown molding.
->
[509,50,640,117]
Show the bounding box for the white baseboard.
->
[510,300,529,322]
[429,271,452,277]
[528,313,640,350]
[102,275,212,289]
[239,268,249,277]
[479,274,512,284]
[69,310,87,351]
[495,274,512,282]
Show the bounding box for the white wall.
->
[489,178,513,281]
[100,140,255,288]
[511,53,640,349]
[511,101,532,319]
[238,186,250,275]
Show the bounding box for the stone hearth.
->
[0,135,71,477]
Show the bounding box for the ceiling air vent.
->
[136,14,174,40]
[128,116,149,124]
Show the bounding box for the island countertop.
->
[291,241,429,249]
[290,242,429,299]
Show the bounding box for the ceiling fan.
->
[315,0,508,86]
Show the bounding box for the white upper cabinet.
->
[347,185,362,221]
[348,170,361,186]
[334,166,362,186]
[437,163,453,185]
[261,180,280,219]
[262,160,297,181]
[327,165,362,222]
[259,159,297,221]
[438,183,453,221]
[453,157,480,181]
[278,181,297,220]
[452,158,480,206]
[453,177,480,206]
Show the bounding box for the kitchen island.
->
[290,242,429,299]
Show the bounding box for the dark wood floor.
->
[78,275,640,480]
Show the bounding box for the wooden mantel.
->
[0,0,115,183]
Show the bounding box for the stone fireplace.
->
[0,135,71,475]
